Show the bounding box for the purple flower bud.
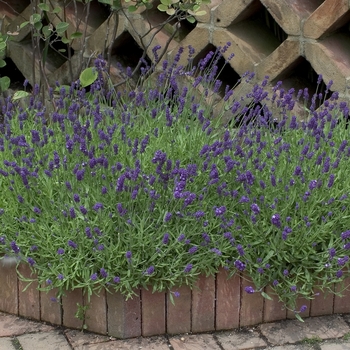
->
[162,233,170,245]
[250,203,260,214]
[146,266,155,275]
[234,260,246,271]
[244,286,254,294]
[100,268,108,278]
[283,269,289,276]
[33,207,41,215]
[93,202,103,211]
[68,240,77,249]
[184,264,193,273]
[271,213,281,228]
[113,276,120,283]
[57,248,65,255]
[188,246,198,254]
[299,305,307,313]
[90,273,98,281]
[27,257,35,266]
[237,244,244,256]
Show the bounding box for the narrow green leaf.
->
[295,313,305,322]
[261,291,273,300]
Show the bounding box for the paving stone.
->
[260,315,349,346]
[0,313,55,337]
[170,334,221,350]
[321,343,350,350]
[0,337,16,349]
[80,336,170,349]
[64,329,111,348]
[216,330,267,350]
[17,331,71,350]
[267,345,314,349]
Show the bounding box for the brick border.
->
[1,263,350,338]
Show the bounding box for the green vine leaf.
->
[79,67,98,88]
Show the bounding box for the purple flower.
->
[283,269,289,276]
[234,260,246,271]
[76,169,85,181]
[73,194,80,203]
[68,240,78,249]
[173,291,180,297]
[273,280,279,286]
[210,248,222,256]
[299,305,307,313]
[178,233,185,242]
[188,246,198,254]
[341,231,350,240]
[33,207,41,215]
[57,273,64,280]
[250,203,260,215]
[271,213,281,228]
[336,270,343,278]
[17,195,24,203]
[57,248,65,255]
[184,264,193,273]
[164,212,172,222]
[329,247,336,259]
[80,206,87,215]
[100,268,108,278]
[308,180,317,191]
[113,276,120,283]
[69,207,76,219]
[126,251,132,261]
[93,202,103,211]
[90,273,98,281]
[10,241,20,254]
[146,266,155,275]
[162,233,170,245]
[244,286,254,294]
[290,285,297,292]
[237,244,244,256]
[338,256,349,266]
[214,206,226,216]
[27,257,35,266]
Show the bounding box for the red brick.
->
[240,275,264,327]
[191,274,215,333]
[0,260,18,314]
[334,276,350,314]
[40,287,62,325]
[18,264,40,320]
[107,289,141,339]
[287,295,310,319]
[84,289,107,334]
[141,288,166,337]
[62,288,84,330]
[167,285,191,335]
[263,286,286,323]
[310,284,334,317]
[216,268,240,330]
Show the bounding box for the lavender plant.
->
[0,44,350,319]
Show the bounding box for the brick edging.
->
[1,264,350,338]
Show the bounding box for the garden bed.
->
[1,263,350,338]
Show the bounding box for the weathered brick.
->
[62,288,84,330]
[216,330,267,349]
[40,287,62,326]
[167,285,191,335]
[305,38,350,94]
[17,331,71,350]
[240,275,264,327]
[216,268,240,331]
[256,39,300,81]
[212,29,256,76]
[212,0,259,28]
[334,277,350,314]
[0,259,18,315]
[287,295,310,319]
[191,274,215,333]
[107,289,141,339]
[84,289,107,335]
[303,0,349,39]
[310,285,334,317]
[18,264,40,321]
[141,288,166,337]
[261,0,307,35]
[263,285,286,323]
